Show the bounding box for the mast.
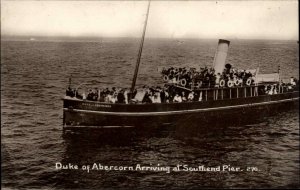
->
[130,0,151,93]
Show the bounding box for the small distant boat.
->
[62,1,299,130]
[176,40,185,45]
[30,38,36,41]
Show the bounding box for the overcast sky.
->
[1,0,298,40]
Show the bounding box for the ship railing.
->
[195,86,253,101]
[178,83,284,102]
[66,80,296,104]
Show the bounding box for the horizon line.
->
[1,35,298,42]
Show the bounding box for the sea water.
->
[1,38,299,189]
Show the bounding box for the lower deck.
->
[63,91,299,127]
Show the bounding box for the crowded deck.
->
[65,65,299,104]
[161,64,254,89]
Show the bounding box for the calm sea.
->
[1,38,299,189]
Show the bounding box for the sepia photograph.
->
[1,0,299,189]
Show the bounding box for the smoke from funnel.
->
[213,39,230,75]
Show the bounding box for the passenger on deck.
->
[107,92,115,103]
[113,90,118,102]
[117,89,125,103]
[295,78,299,89]
[142,88,152,103]
[93,88,99,101]
[66,87,75,97]
[290,77,296,86]
[198,91,203,101]
[268,85,274,95]
[148,91,154,103]
[98,89,105,102]
[111,88,115,96]
[96,88,101,101]
[164,87,170,103]
[153,92,161,103]
[124,88,130,104]
[153,87,162,103]
[87,89,93,100]
[74,89,82,99]
[273,85,278,94]
[233,75,238,85]
[160,88,166,103]
[226,76,231,87]
[103,88,109,95]
[173,93,182,103]
[103,93,108,102]
[188,91,194,101]
[264,85,269,94]
[182,91,187,102]
[101,88,108,102]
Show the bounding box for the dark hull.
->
[63,91,299,129]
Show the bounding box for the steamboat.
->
[62,2,299,130]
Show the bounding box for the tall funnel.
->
[213,39,230,75]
